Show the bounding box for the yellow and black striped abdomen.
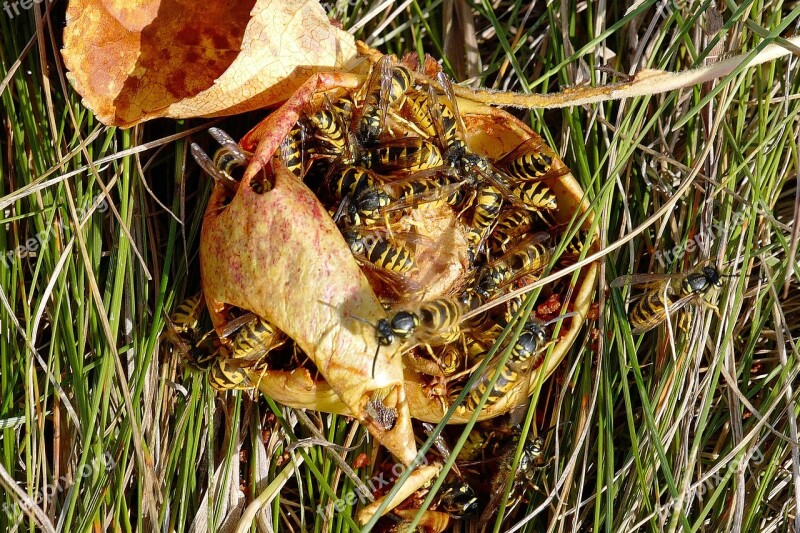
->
[506,242,551,275]
[488,211,533,254]
[209,360,252,391]
[464,363,519,411]
[404,92,436,138]
[280,124,311,176]
[414,298,463,345]
[364,236,415,273]
[629,291,674,333]
[505,150,555,180]
[230,317,284,363]
[170,294,203,340]
[471,184,504,233]
[307,109,347,156]
[330,167,377,201]
[513,181,557,211]
[370,139,443,174]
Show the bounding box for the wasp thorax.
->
[389,311,419,339]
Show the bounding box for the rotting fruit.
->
[190,46,598,464]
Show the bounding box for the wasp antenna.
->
[371,344,381,379]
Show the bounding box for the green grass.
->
[1,0,799,531]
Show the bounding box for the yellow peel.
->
[356,463,442,525]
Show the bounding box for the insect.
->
[342,173,465,227]
[327,166,380,202]
[305,96,354,158]
[394,298,465,348]
[496,136,568,182]
[164,294,220,369]
[278,122,315,177]
[365,386,398,431]
[420,423,480,517]
[361,298,465,377]
[191,128,250,192]
[610,265,726,334]
[169,293,204,343]
[459,311,576,413]
[402,91,439,139]
[479,433,547,526]
[485,210,535,256]
[227,316,287,366]
[475,232,553,299]
[208,358,254,391]
[455,426,493,462]
[425,72,550,220]
[356,56,413,145]
[341,226,418,274]
[465,183,504,249]
[367,137,444,175]
[511,180,558,211]
[461,320,548,412]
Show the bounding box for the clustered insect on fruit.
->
[180,53,593,411]
[170,51,602,528]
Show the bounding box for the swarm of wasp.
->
[189,51,597,421]
[185,48,600,473]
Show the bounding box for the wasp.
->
[168,293,204,343]
[327,166,380,202]
[356,56,413,145]
[228,316,287,366]
[393,297,465,348]
[349,174,465,226]
[496,136,569,182]
[461,319,549,412]
[362,298,465,377]
[405,75,553,258]
[420,423,480,517]
[208,358,254,391]
[475,232,552,299]
[365,386,398,431]
[455,426,493,462]
[610,265,727,334]
[165,294,219,369]
[402,91,439,139]
[465,183,504,250]
[305,96,355,157]
[367,137,444,175]
[511,180,558,211]
[341,226,417,274]
[479,433,547,526]
[458,311,576,412]
[191,128,250,192]
[487,210,535,255]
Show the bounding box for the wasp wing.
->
[610,272,676,289]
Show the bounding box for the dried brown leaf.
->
[62,0,356,127]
